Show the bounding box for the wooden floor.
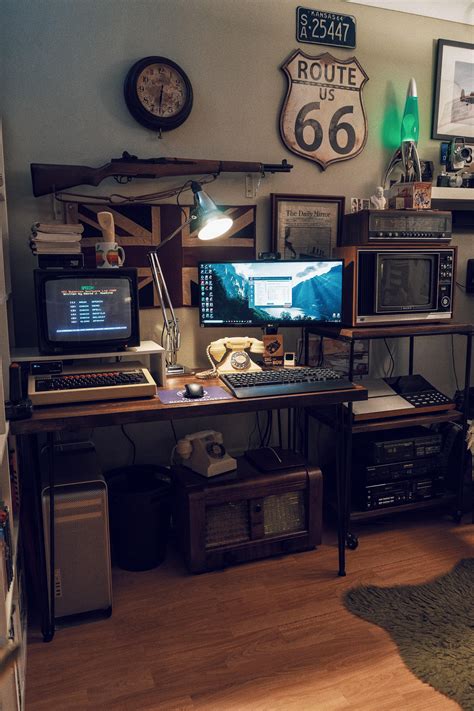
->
[26,513,473,710]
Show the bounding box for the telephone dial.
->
[176,430,237,477]
[198,336,264,378]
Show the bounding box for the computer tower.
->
[41,443,112,619]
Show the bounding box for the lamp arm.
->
[148,251,181,364]
[157,214,195,250]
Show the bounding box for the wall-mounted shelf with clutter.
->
[431,187,474,230]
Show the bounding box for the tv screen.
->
[199,260,343,326]
[34,269,140,353]
[377,255,436,311]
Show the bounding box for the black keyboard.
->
[220,367,355,399]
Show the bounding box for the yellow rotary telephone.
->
[197,336,264,378]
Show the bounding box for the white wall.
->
[1,0,472,464]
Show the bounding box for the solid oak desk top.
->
[10,373,367,436]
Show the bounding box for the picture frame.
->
[432,39,474,143]
[271,193,344,260]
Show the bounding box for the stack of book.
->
[30,222,84,255]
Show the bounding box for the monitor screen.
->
[199,260,343,326]
[34,269,140,353]
[377,254,436,311]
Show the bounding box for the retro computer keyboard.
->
[28,361,157,406]
[220,367,354,399]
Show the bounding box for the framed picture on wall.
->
[432,39,474,142]
[271,193,344,260]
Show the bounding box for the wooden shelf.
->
[431,186,474,212]
[307,322,473,341]
[307,407,463,433]
[10,340,164,363]
[351,409,463,433]
[350,494,456,522]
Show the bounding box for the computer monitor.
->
[34,269,140,354]
[199,260,343,327]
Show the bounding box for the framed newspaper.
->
[270,193,344,260]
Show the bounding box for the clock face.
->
[136,63,187,118]
[124,56,193,132]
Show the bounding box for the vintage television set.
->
[335,246,456,326]
[34,268,140,354]
[198,259,344,328]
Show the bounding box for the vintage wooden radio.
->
[172,456,323,573]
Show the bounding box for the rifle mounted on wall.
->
[30,151,293,197]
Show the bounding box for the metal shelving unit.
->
[306,322,473,546]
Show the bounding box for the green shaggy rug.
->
[344,558,474,710]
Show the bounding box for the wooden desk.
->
[11,374,367,641]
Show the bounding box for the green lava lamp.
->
[383,78,422,188]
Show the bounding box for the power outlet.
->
[245,174,256,199]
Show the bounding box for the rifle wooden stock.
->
[30,156,293,196]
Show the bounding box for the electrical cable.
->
[383,338,395,377]
[54,174,218,205]
[263,412,273,446]
[257,412,265,446]
[297,328,304,365]
[456,281,466,291]
[247,414,259,451]
[450,334,460,393]
[317,337,324,367]
[169,420,178,444]
[120,424,136,465]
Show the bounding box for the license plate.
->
[297,7,356,49]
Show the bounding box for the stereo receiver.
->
[354,456,445,485]
[355,475,445,511]
[353,427,443,465]
[341,209,452,245]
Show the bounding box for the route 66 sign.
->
[279,49,368,170]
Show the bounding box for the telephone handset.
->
[176,430,237,477]
[197,336,264,379]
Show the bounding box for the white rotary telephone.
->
[176,430,237,477]
[197,336,264,379]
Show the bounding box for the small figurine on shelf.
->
[370,186,386,210]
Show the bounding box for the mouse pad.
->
[157,385,234,404]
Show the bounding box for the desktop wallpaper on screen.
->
[201,261,342,324]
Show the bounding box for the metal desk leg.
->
[25,434,54,642]
[344,402,357,551]
[408,336,414,375]
[336,403,346,576]
[459,332,472,523]
[46,433,56,641]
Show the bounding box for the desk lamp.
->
[148,182,233,374]
[383,77,422,189]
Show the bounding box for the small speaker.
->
[41,443,112,619]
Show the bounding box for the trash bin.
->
[106,465,172,571]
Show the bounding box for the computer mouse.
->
[184,382,204,399]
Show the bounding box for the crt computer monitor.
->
[34,268,140,354]
[198,260,343,327]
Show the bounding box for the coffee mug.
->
[95,242,125,268]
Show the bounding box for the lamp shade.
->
[191,181,233,241]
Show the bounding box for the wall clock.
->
[124,56,193,133]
